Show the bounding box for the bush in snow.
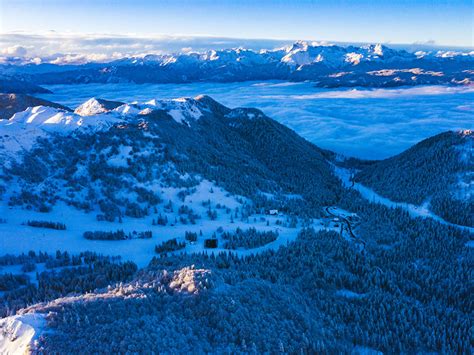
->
[185,231,198,242]
[155,238,186,254]
[26,220,66,230]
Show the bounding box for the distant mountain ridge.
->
[0,76,51,94]
[1,41,472,88]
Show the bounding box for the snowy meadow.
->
[38,82,474,159]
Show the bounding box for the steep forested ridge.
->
[355,130,473,226]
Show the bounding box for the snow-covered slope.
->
[0,105,124,164]
[0,95,211,161]
[146,97,203,124]
[4,105,121,132]
[0,94,472,354]
[0,93,71,120]
[0,94,213,170]
[0,94,339,282]
[0,313,46,354]
[0,94,339,222]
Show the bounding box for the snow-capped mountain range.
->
[1,41,473,88]
[2,41,473,67]
[0,96,210,137]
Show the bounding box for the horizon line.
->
[1,31,473,50]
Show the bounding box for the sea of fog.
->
[38,82,474,160]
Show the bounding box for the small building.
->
[268,209,279,215]
[204,238,218,249]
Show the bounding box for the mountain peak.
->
[74,98,124,116]
[287,40,310,52]
[364,43,385,56]
[458,129,473,137]
[194,95,231,116]
[3,105,122,134]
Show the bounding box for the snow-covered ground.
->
[0,179,325,269]
[0,313,46,355]
[334,166,474,233]
[37,82,474,159]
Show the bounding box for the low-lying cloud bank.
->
[264,85,474,100]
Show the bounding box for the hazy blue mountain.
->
[0,76,51,94]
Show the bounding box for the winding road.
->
[325,206,366,247]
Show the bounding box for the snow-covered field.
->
[0,179,319,269]
[37,82,474,159]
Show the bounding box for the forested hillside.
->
[11,194,472,353]
[355,130,473,227]
[1,95,341,221]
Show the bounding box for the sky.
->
[0,0,472,59]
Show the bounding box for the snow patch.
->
[0,313,46,355]
[164,98,203,125]
[1,106,122,134]
[112,97,203,125]
[107,145,133,168]
[113,104,141,116]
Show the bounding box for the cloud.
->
[48,52,125,65]
[1,45,28,56]
[262,85,474,100]
[0,32,291,62]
